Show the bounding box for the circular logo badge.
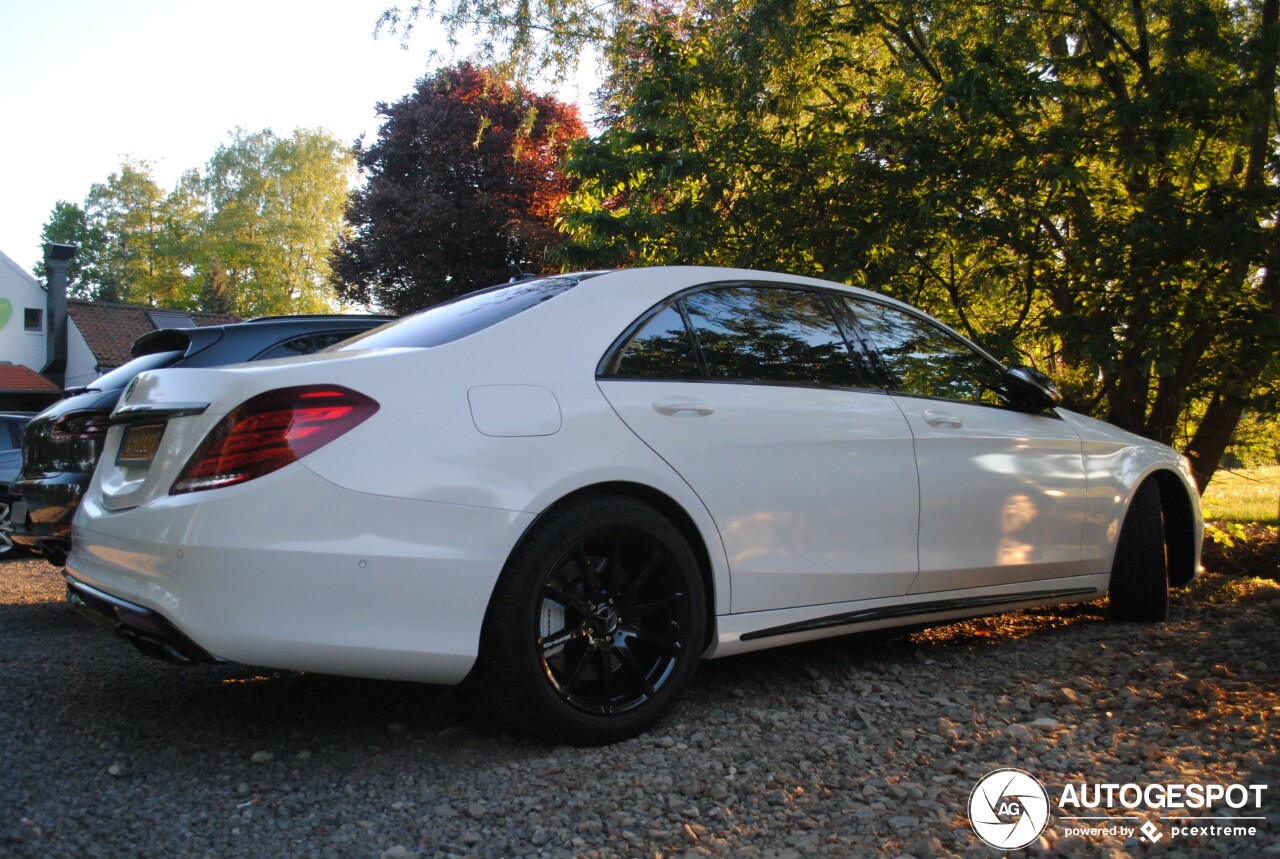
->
[968,768,1050,850]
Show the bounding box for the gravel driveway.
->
[2,557,1277,858]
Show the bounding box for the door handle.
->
[923,409,963,429]
[653,397,714,417]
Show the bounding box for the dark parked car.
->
[0,412,35,557]
[10,315,392,564]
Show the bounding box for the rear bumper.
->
[67,463,534,685]
[65,575,220,664]
[9,473,86,555]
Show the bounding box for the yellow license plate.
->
[116,423,166,467]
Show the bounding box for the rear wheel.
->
[0,500,18,558]
[1108,480,1168,621]
[482,495,706,745]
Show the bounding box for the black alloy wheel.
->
[482,495,706,745]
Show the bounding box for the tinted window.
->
[336,278,579,351]
[1,420,23,450]
[844,299,1006,404]
[682,287,864,388]
[609,305,702,379]
[256,331,362,361]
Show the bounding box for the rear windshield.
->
[334,277,582,351]
[79,350,184,393]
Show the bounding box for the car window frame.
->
[598,280,882,394]
[837,294,1038,412]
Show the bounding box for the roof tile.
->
[0,364,61,393]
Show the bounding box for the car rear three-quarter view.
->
[65,267,1203,745]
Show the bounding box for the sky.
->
[0,0,597,276]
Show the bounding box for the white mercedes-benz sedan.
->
[66,266,1202,744]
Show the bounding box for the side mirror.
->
[1002,365,1062,412]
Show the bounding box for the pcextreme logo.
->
[968,770,1270,850]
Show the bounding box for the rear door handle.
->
[923,409,963,429]
[653,397,714,417]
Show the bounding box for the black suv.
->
[10,315,392,564]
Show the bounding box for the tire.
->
[1108,480,1168,622]
[481,495,706,745]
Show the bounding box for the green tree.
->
[75,159,194,306]
[545,0,1278,488]
[204,128,355,316]
[35,201,90,289]
[38,130,354,316]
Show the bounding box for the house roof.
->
[0,363,61,393]
[68,301,241,369]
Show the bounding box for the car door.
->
[598,284,920,613]
[840,297,1091,594]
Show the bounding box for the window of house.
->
[24,308,43,332]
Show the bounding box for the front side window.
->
[682,287,864,388]
[843,298,1006,405]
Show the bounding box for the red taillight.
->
[170,385,378,495]
[51,409,112,441]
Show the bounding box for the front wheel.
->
[481,495,706,745]
[1108,480,1169,621]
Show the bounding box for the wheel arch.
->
[1147,468,1200,588]
[512,481,721,650]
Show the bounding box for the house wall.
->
[0,249,104,389]
[0,249,51,373]
[65,320,99,389]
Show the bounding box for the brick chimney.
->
[41,242,77,389]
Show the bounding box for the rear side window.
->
[336,278,579,351]
[2,420,23,450]
[683,287,864,388]
[256,331,364,361]
[610,305,703,379]
[603,284,870,389]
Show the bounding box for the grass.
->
[1201,464,1280,526]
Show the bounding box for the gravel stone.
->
[3,558,1277,857]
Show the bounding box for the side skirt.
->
[740,587,1097,641]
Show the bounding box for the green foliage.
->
[204,128,355,316]
[1223,412,1280,468]
[37,130,354,315]
[35,201,90,288]
[72,159,195,306]
[547,0,1279,487]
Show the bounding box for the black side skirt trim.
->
[739,587,1099,642]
